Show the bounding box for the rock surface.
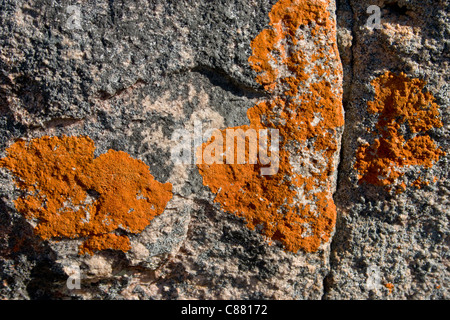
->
[326,0,449,299]
[0,0,448,300]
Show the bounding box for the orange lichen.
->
[0,135,173,255]
[411,178,429,189]
[198,0,343,253]
[355,71,445,190]
[384,282,394,294]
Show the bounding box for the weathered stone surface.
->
[0,0,448,300]
[326,0,449,299]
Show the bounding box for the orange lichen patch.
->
[198,0,343,253]
[248,0,335,95]
[411,178,429,189]
[79,234,131,256]
[0,135,173,255]
[384,282,394,294]
[355,72,445,190]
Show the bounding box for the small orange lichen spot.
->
[198,0,343,253]
[397,182,407,193]
[384,282,394,294]
[411,178,429,189]
[0,135,173,255]
[355,71,445,191]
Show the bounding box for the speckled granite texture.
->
[0,0,448,299]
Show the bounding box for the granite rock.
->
[0,0,448,300]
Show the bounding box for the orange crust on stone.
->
[198,0,344,253]
[0,135,173,255]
